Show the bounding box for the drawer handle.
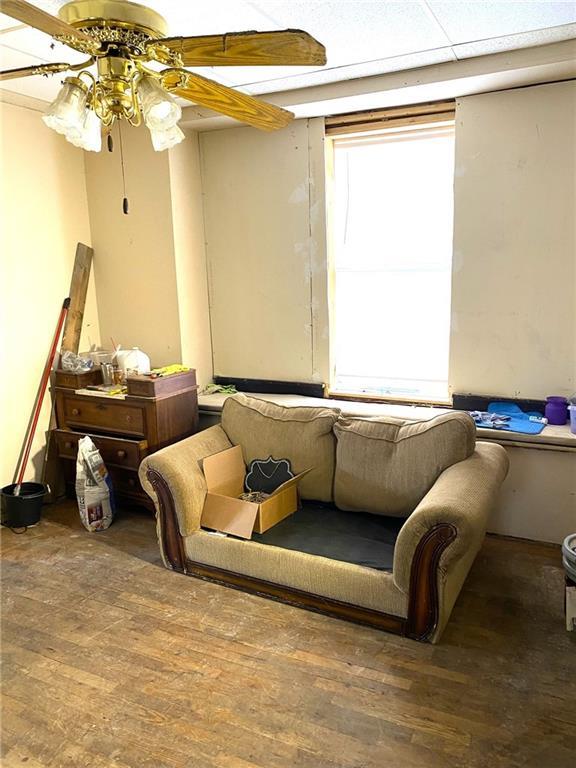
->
[117,450,127,459]
[71,408,80,416]
[126,415,132,423]
[128,478,136,487]
[65,442,72,449]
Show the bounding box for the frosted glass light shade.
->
[62,106,102,152]
[139,75,181,130]
[42,79,87,136]
[149,123,185,152]
[78,108,102,152]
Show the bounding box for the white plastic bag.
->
[61,350,93,372]
[75,436,115,532]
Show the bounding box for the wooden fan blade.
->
[149,29,326,67]
[0,61,72,81]
[0,0,96,48]
[161,69,293,131]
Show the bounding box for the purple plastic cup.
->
[545,396,568,425]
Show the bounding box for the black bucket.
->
[1,482,46,528]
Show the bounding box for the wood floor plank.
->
[1,501,575,768]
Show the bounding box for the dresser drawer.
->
[108,467,145,498]
[59,395,146,438]
[54,430,147,470]
[62,467,152,510]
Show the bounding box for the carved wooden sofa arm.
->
[394,441,509,642]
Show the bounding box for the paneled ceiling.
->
[1,0,575,104]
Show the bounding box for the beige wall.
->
[84,124,181,367]
[201,83,575,399]
[168,133,213,387]
[0,101,99,484]
[200,118,329,383]
[450,81,576,399]
[84,124,213,383]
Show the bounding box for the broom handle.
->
[16,298,70,487]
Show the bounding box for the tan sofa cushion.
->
[333,412,476,517]
[185,531,407,618]
[221,394,340,502]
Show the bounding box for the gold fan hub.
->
[58,0,168,55]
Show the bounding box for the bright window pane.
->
[331,123,455,401]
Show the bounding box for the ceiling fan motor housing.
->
[58,0,168,56]
[57,1,176,122]
[97,56,136,115]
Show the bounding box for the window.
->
[328,112,455,403]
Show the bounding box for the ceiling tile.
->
[427,0,576,44]
[248,1,448,67]
[453,22,576,58]
[226,47,456,95]
[0,45,44,69]
[30,0,65,13]
[0,34,98,102]
[0,45,62,100]
[0,26,87,63]
[0,1,277,37]
[0,15,25,31]
[176,0,451,91]
[142,0,278,35]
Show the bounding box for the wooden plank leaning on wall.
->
[44,242,94,500]
[61,243,94,354]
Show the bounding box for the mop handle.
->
[16,298,70,487]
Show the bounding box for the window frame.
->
[324,101,456,407]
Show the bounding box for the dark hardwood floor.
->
[1,502,575,768]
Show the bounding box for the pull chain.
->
[104,125,129,214]
[118,122,129,215]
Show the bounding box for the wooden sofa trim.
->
[405,523,458,640]
[187,560,406,633]
[147,468,187,572]
[146,468,456,642]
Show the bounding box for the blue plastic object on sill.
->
[471,402,547,435]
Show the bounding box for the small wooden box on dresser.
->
[52,369,198,509]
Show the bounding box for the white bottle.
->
[116,347,151,376]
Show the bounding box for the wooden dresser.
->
[53,370,198,509]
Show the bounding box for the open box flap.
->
[268,468,313,497]
[201,493,258,539]
[202,445,245,498]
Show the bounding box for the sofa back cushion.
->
[221,394,340,502]
[333,412,476,517]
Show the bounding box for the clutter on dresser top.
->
[59,344,194,399]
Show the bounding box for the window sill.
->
[327,390,452,408]
[198,392,576,452]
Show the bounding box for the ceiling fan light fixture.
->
[4,1,327,150]
[149,123,185,152]
[42,77,88,136]
[80,107,103,152]
[138,75,181,130]
[66,106,102,152]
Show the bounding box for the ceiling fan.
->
[0,0,327,151]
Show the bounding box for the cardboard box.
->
[200,445,310,539]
